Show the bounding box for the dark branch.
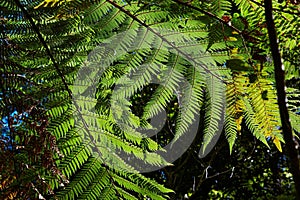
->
[264,0,300,198]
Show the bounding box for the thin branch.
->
[264,0,300,198]
[205,167,233,179]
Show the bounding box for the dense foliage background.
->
[1,0,300,199]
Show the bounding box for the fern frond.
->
[209,0,232,17]
[1,0,251,199]
[290,112,300,134]
[246,67,283,150]
[224,114,238,154]
[243,98,269,147]
[200,73,226,157]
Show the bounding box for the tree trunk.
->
[264,0,300,198]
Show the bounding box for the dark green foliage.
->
[0,0,299,199]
